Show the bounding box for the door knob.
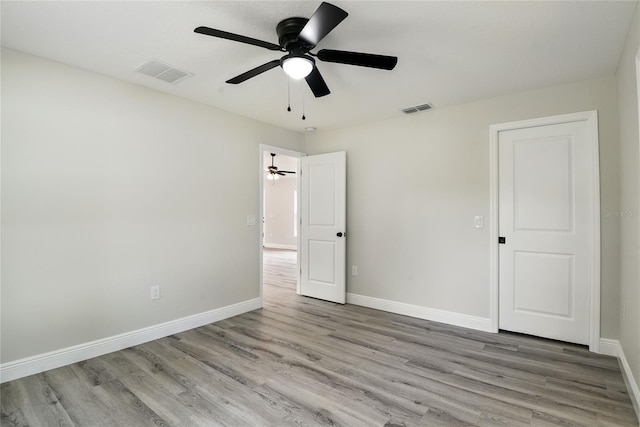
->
[337,232,345,237]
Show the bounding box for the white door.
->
[300,151,346,303]
[498,116,598,345]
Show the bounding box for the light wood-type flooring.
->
[2,248,638,426]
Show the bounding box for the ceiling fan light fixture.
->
[282,55,314,79]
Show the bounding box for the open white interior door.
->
[300,151,346,304]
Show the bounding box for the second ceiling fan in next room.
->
[194,2,398,98]
[266,153,295,181]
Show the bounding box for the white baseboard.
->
[598,338,619,357]
[618,341,640,421]
[263,243,297,250]
[346,293,493,332]
[597,338,640,421]
[0,297,262,384]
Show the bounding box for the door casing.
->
[489,111,601,352]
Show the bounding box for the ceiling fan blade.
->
[317,49,398,70]
[194,26,282,51]
[279,171,296,174]
[298,2,348,48]
[277,172,286,176]
[226,60,281,84]
[305,67,330,98]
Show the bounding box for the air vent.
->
[136,59,191,84]
[402,103,433,114]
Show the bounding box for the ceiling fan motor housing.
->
[276,17,312,51]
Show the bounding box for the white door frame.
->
[489,111,601,352]
[259,144,305,303]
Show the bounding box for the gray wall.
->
[616,2,640,404]
[305,76,621,338]
[1,48,303,363]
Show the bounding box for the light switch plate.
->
[247,215,257,226]
[474,216,484,228]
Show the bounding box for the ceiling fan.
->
[266,153,296,180]
[194,2,398,98]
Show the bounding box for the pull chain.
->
[301,87,306,120]
[287,78,291,112]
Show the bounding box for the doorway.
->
[259,145,303,303]
[489,111,601,351]
[259,145,348,306]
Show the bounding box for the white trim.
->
[619,341,640,420]
[0,297,262,384]
[347,293,493,332]
[259,144,305,299]
[489,111,601,352]
[598,339,640,420]
[263,243,297,250]
[489,126,500,333]
[598,338,619,357]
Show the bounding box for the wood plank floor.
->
[2,248,638,426]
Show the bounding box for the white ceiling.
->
[1,1,636,133]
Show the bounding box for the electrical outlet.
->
[352,266,358,276]
[150,285,160,301]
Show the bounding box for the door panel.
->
[513,251,573,318]
[308,163,336,226]
[300,151,346,303]
[514,136,573,232]
[308,240,336,284]
[499,120,593,345]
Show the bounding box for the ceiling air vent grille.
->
[402,103,433,114]
[136,59,192,84]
